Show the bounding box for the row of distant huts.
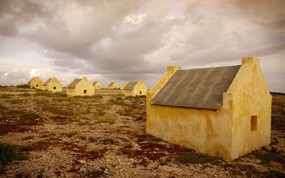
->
[28,77,148,96]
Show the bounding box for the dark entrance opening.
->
[251,115,257,131]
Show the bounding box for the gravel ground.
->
[0,87,284,177]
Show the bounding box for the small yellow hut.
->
[122,80,148,96]
[28,77,43,89]
[66,77,94,96]
[42,78,63,92]
[93,81,102,90]
[146,57,272,161]
[108,81,119,89]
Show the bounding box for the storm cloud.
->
[0,0,284,91]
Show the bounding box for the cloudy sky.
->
[0,0,284,92]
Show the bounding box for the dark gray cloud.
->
[0,0,284,92]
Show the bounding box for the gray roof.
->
[43,78,52,86]
[93,81,99,85]
[151,65,240,110]
[109,82,115,86]
[124,81,138,90]
[67,78,81,88]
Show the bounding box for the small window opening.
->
[54,86,56,90]
[139,91,142,94]
[251,115,257,131]
[36,84,38,87]
[84,90,87,94]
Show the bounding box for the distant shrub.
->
[20,92,31,97]
[9,99,22,104]
[126,96,134,99]
[109,98,125,105]
[0,104,7,110]
[0,94,12,99]
[93,95,103,99]
[116,106,143,116]
[42,104,71,116]
[20,111,40,120]
[54,93,67,97]
[16,84,30,88]
[0,144,26,171]
[33,92,53,97]
[18,126,29,133]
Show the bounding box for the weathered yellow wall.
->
[146,59,271,161]
[94,82,102,90]
[108,82,119,89]
[227,57,271,160]
[122,89,133,96]
[46,78,63,92]
[29,77,43,89]
[67,77,94,96]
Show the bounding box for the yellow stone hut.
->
[28,77,43,89]
[93,81,102,90]
[66,77,94,96]
[122,80,148,96]
[108,81,119,89]
[42,78,63,92]
[146,57,272,161]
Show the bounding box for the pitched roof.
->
[152,65,240,110]
[43,78,52,86]
[67,78,81,88]
[93,81,99,85]
[109,82,115,86]
[28,77,41,84]
[124,81,138,90]
[28,77,35,84]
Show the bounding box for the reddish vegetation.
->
[130,142,190,166]
[77,148,108,160]
[31,141,53,151]
[0,119,42,136]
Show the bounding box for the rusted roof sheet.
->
[67,78,81,89]
[151,65,240,110]
[43,78,52,86]
[124,81,138,90]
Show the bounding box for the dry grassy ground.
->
[0,86,284,178]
